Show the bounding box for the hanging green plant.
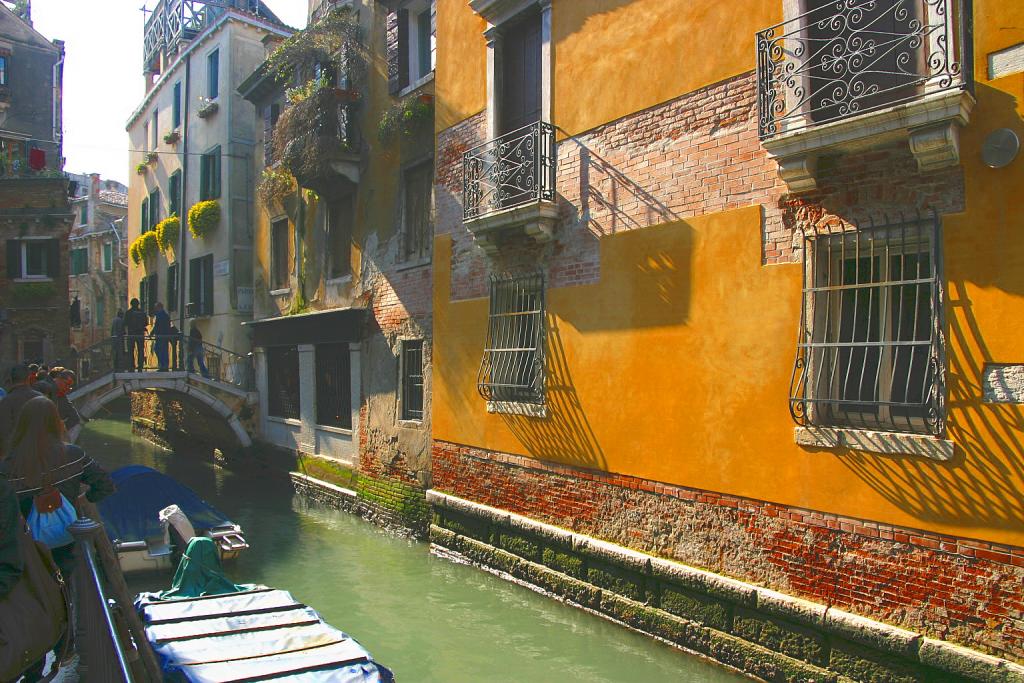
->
[256,167,295,210]
[129,231,159,264]
[267,7,367,87]
[188,200,221,239]
[377,96,434,145]
[155,215,180,251]
[163,130,181,145]
[135,162,148,175]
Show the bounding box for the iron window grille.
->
[756,0,973,139]
[267,345,301,420]
[789,212,945,436]
[400,339,424,421]
[315,342,351,429]
[477,272,545,405]
[463,121,556,221]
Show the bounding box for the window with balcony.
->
[402,161,432,263]
[477,272,545,408]
[200,147,221,200]
[271,218,290,291]
[789,214,944,438]
[315,342,351,429]
[756,0,974,190]
[267,345,300,420]
[327,195,353,280]
[400,339,424,422]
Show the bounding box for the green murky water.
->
[79,408,749,683]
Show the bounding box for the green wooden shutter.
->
[203,255,213,315]
[6,239,21,278]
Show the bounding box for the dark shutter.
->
[173,81,182,128]
[167,263,178,312]
[6,239,21,278]
[203,255,213,315]
[212,149,221,199]
[147,274,158,315]
[140,278,148,314]
[199,156,209,201]
[500,12,542,134]
[189,257,199,308]
[263,105,274,165]
[46,239,60,278]
[387,10,409,94]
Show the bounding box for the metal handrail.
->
[463,121,556,221]
[81,542,135,682]
[756,0,973,139]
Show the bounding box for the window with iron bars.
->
[789,213,945,436]
[400,339,424,421]
[477,272,545,405]
[267,345,301,420]
[315,343,351,429]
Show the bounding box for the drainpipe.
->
[179,53,191,337]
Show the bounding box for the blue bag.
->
[27,487,77,549]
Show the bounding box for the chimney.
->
[90,173,100,197]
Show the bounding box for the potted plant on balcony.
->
[197,97,219,119]
[188,200,220,239]
[135,162,148,176]
[155,215,180,253]
[146,151,159,165]
[377,96,433,145]
[163,129,181,145]
[129,231,159,266]
[256,166,295,210]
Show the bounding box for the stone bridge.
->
[68,371,257,448]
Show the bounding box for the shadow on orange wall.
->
[498,315,606,470]
[835,280,1024,533]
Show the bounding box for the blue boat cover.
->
[97,466,234,543]
[136,587,394,682]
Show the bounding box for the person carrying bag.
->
[0,478,69,682]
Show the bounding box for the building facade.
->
[241,0,435,523]
[68,173,128,351]
[428,0,1024,678]
[0,2,71,376]
[126,0,290,360]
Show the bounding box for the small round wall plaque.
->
[981,128,1020,169]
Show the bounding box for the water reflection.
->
[79,407,748,683]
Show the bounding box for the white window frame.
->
[20,238,50,281]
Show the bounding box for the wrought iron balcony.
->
[463,121,556,223]
[756,0,973,140]
[143,0,270,74]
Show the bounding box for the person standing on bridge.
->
[111,308,126,371]
[125,298,148,372]
[187,321,211,379]
[153,302,172,372]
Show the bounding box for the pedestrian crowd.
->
[0,359,114,682]
[109,298,209,377]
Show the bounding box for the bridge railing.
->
[72,335,254,392]
[69,503,163,682]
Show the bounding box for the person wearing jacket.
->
[0,364,41,451]
[152,302,172,372]
[2,396,114,579]
[124,298,149,372]
[0,477,20,601]
[187,321,211,378]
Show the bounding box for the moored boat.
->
[97,465,249,573]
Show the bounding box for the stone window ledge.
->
[764,89,975,192]
[487,400,547,418]
[269,287,291,297]
[267,415,301,428]
[795,426,954,462]
[315,423,353,437]
[397,71,434,100]
[466,200,559,255]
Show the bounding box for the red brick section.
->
[433,440,1024,662]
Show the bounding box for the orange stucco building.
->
[428,0,1024,677]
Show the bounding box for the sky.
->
[29,0,307,186]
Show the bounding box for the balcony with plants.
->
[755,0,974,191]
[264,6,366,195]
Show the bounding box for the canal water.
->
[79,410,749,682]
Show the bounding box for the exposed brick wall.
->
[432,440,1024,662]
